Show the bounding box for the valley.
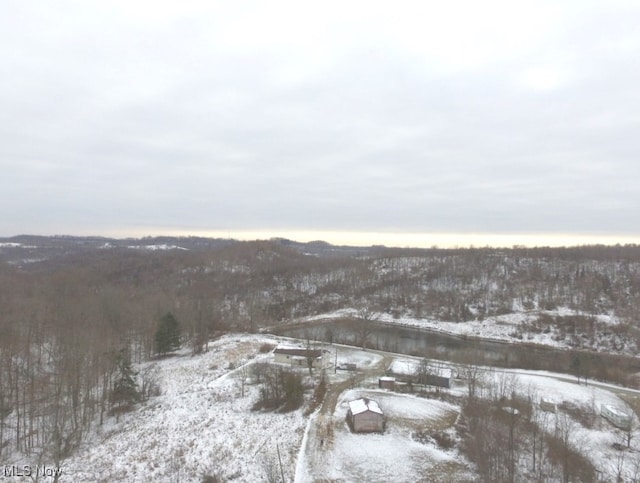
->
[2,237,640,481]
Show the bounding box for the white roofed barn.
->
[273,345,324,369]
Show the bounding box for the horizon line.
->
[4,229,640,249]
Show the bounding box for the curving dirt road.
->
[296,350,394,482]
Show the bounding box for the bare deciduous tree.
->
[355,308,378,349]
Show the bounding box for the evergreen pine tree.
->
[155,312,181,355]
[111,350,139,410]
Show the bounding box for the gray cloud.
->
[2,1,640,243]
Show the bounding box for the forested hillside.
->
[2,237,640,463]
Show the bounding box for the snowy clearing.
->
[49,335,306,482]
[296,387,473,482]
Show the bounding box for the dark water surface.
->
[270,319,640,383]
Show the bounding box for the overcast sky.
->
[2,1,640,246]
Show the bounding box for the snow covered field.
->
[4,334,640,482]
[296,388,473,483]
[43,335,307,482]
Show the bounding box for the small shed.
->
[601,404,632,430]
[424,368,454,389]
[378,376,396,390]
[347,398,384,433]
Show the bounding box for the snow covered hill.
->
[47,335,306,482]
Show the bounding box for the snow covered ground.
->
[482,368,640,481]
[126,244,189,251]
[334,344,384,370]
[5,334,640,482]
[19,335,308,483]
[323,348,640,482]
[387,357,453,378]
[296,387,473,483]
